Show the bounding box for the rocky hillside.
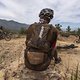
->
[0,19,29,31]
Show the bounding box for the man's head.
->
[39,8,54,24]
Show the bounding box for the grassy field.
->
[0,36,80,80]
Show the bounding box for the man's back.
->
[24,8,61,71]
[26,22,58,47]
[24,22,59,71]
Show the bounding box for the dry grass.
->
[0,36,80,80]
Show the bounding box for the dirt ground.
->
[0,36,80,80]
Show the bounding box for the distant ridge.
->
[0,19,29,31]
[0,19,80,31]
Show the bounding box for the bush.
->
[60,31,70,37]
[19,27,26,34]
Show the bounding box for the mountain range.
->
[0,19,80,31]
[0,19,29,31]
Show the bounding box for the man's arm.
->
[50,26,58,49]
[25,24,33,46]
[52,31,58,49]
[50,27,58,59]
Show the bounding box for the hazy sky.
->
[0,0,80,24]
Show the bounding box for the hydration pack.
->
[24,23,54,71]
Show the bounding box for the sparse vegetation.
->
[66,26,71,32]
[70,63,80,80]
[60,31,70,37]
[77,28,80,35]
[19,27,26,34]
[55,24,62,31]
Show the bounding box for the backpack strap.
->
[43,25,52,39]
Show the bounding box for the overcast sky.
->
[0,0,80,24]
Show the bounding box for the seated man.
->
[24,8,61,71]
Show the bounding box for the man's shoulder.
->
[28,22,38,29]
[30,22,38,26]
[49,24,59,33]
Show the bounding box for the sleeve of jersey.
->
[52,32,58,49]
[25,24,33,46]
[26,24,33,41]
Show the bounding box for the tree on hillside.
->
[77,28,80,35]
[19,27,26,34]
[66,26,71,32]
[55,24,62,31]
[70,30,77,36]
